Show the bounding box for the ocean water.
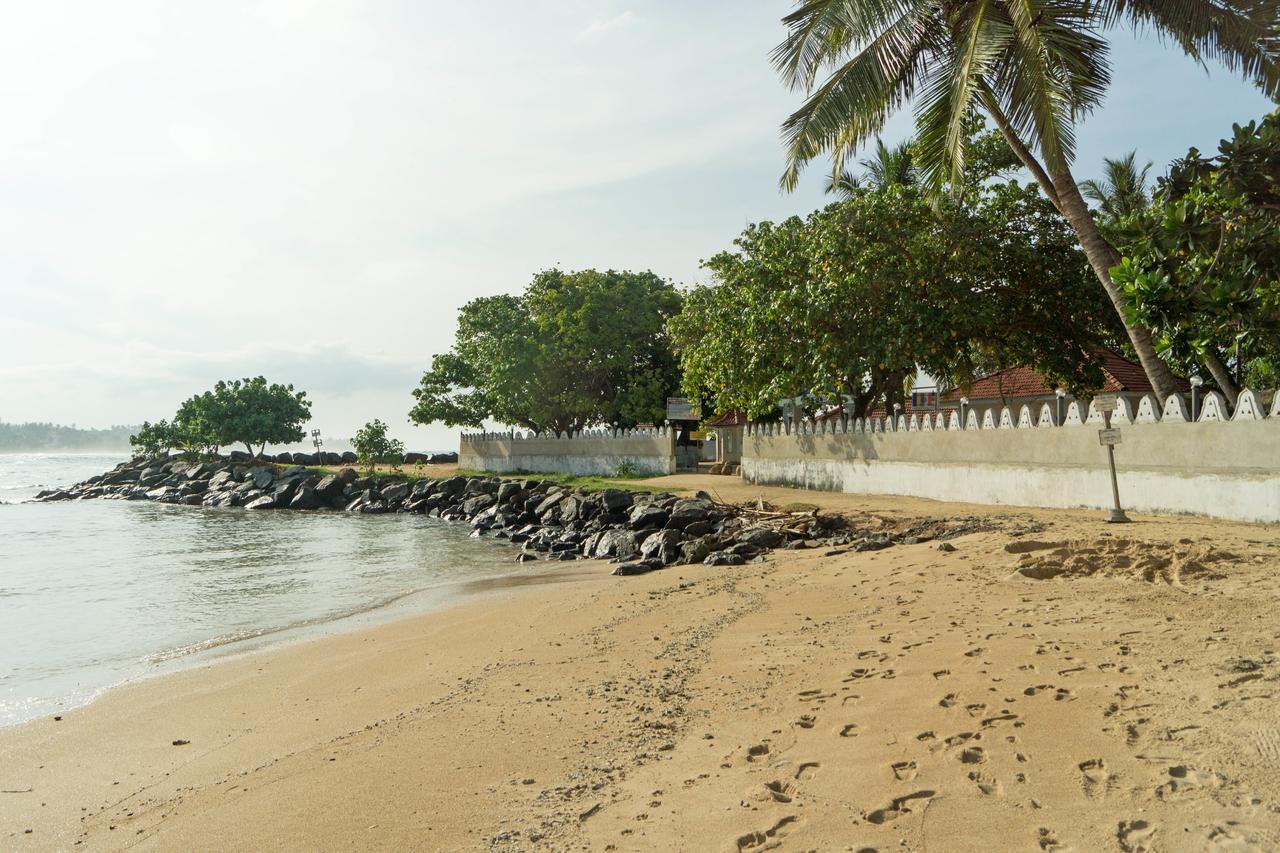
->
[0,454,516,727]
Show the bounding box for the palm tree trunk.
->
[1202,349,1240,406]
[1047,168,1183,404]
[982,99,1182,403]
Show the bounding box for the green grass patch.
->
[453,468,670,493]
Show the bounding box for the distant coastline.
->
[0,421,137,453]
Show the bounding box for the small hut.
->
[705,410,747,475]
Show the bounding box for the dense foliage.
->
[1111,110,1280,400]
[0,421,137,452]
[130,377,312,458]
[352,419,405,473]
[671,180,1122,419]
[410,269,682,434]
[771,0,1280,401]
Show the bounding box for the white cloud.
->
[0,2,1271,452]
[576,10,636,44]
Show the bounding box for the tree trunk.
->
[1047,168,1183,403]
[1202,349,1240,406]
[983,102,1182,403]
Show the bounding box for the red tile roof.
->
[705,409,748,427]
[939,351,1189,403]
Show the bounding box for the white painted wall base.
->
[741,419,1280,523]
[741,458,1280,523]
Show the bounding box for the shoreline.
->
[4,479,1280,850]
[0,549,560,731]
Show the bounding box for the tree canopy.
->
[130,377,311,458]
[771,0,1280,402]
[671,178,1122,419]
[1111,109,1280,402]
[410,269,682,435]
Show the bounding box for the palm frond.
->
[1088,0,1280,97]
[779,5,940,190]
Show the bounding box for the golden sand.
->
[3,477,1279,851]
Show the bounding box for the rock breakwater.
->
[35,455,928,574]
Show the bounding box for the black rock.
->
[640,529,686,565]
[380,482,411,504]
[599,489,634,512]
[611,558,664,576]
[703,551,746,567]
[737,528,784,549]
[665,498,712,530]
[590,529,640,561]
[244,494,275,510]
[628,503,669,531]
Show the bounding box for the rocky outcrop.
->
[36,454,893,575]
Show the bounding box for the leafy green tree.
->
[772,0,1280,403]
[352,419,406,473]
[130,420,177,458]
[411,269,682,434]
[672,180,1120,419]
[208,377,311,457]
[1110,110,1280,404]
[860,138,916,188]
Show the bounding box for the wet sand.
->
[3,477,1280,851]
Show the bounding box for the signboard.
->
[1098,428,1122,446]
[1093,394,1118,413]
[666,397,699,421]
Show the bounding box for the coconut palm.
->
[861,138,917,187]
[824,168,862,198]
[1080,150,1153,221]
[773,0,1280,402]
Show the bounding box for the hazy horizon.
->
[4,1,1272,450]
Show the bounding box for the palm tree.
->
[861,138,917,187]
[773,0,1280,403]
[824,168,862,199]
[1081,151,1153,221]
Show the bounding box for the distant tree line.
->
[0,421,138,452]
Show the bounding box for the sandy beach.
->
[3,475,1280,851]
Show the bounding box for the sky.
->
[1,1,1274,451]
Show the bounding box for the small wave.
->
[143,588,430,665]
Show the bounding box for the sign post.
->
[1093,395,1130,523]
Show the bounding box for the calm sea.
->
[0,453,516,727]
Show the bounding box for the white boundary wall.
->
[742,390,1280,523]
[460,427,676,477]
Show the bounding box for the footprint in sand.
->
[891,760,918,781]
[736,815,798,851]
[794,762,820,781]
[1023,684,1055,696]
[1037,827,1071,851]
[1117,819,1156,852]
[746,744,770,762]
[939,693,960,708]
[793,715,816,730]
[944,731,979,748]
[865,790,936,825]
[1078,759,1109,798]
[839,723,860,738]
[762,780,794,803]
[959,746,987,765]
[965,703,988,717]
[968,771,1004,797]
